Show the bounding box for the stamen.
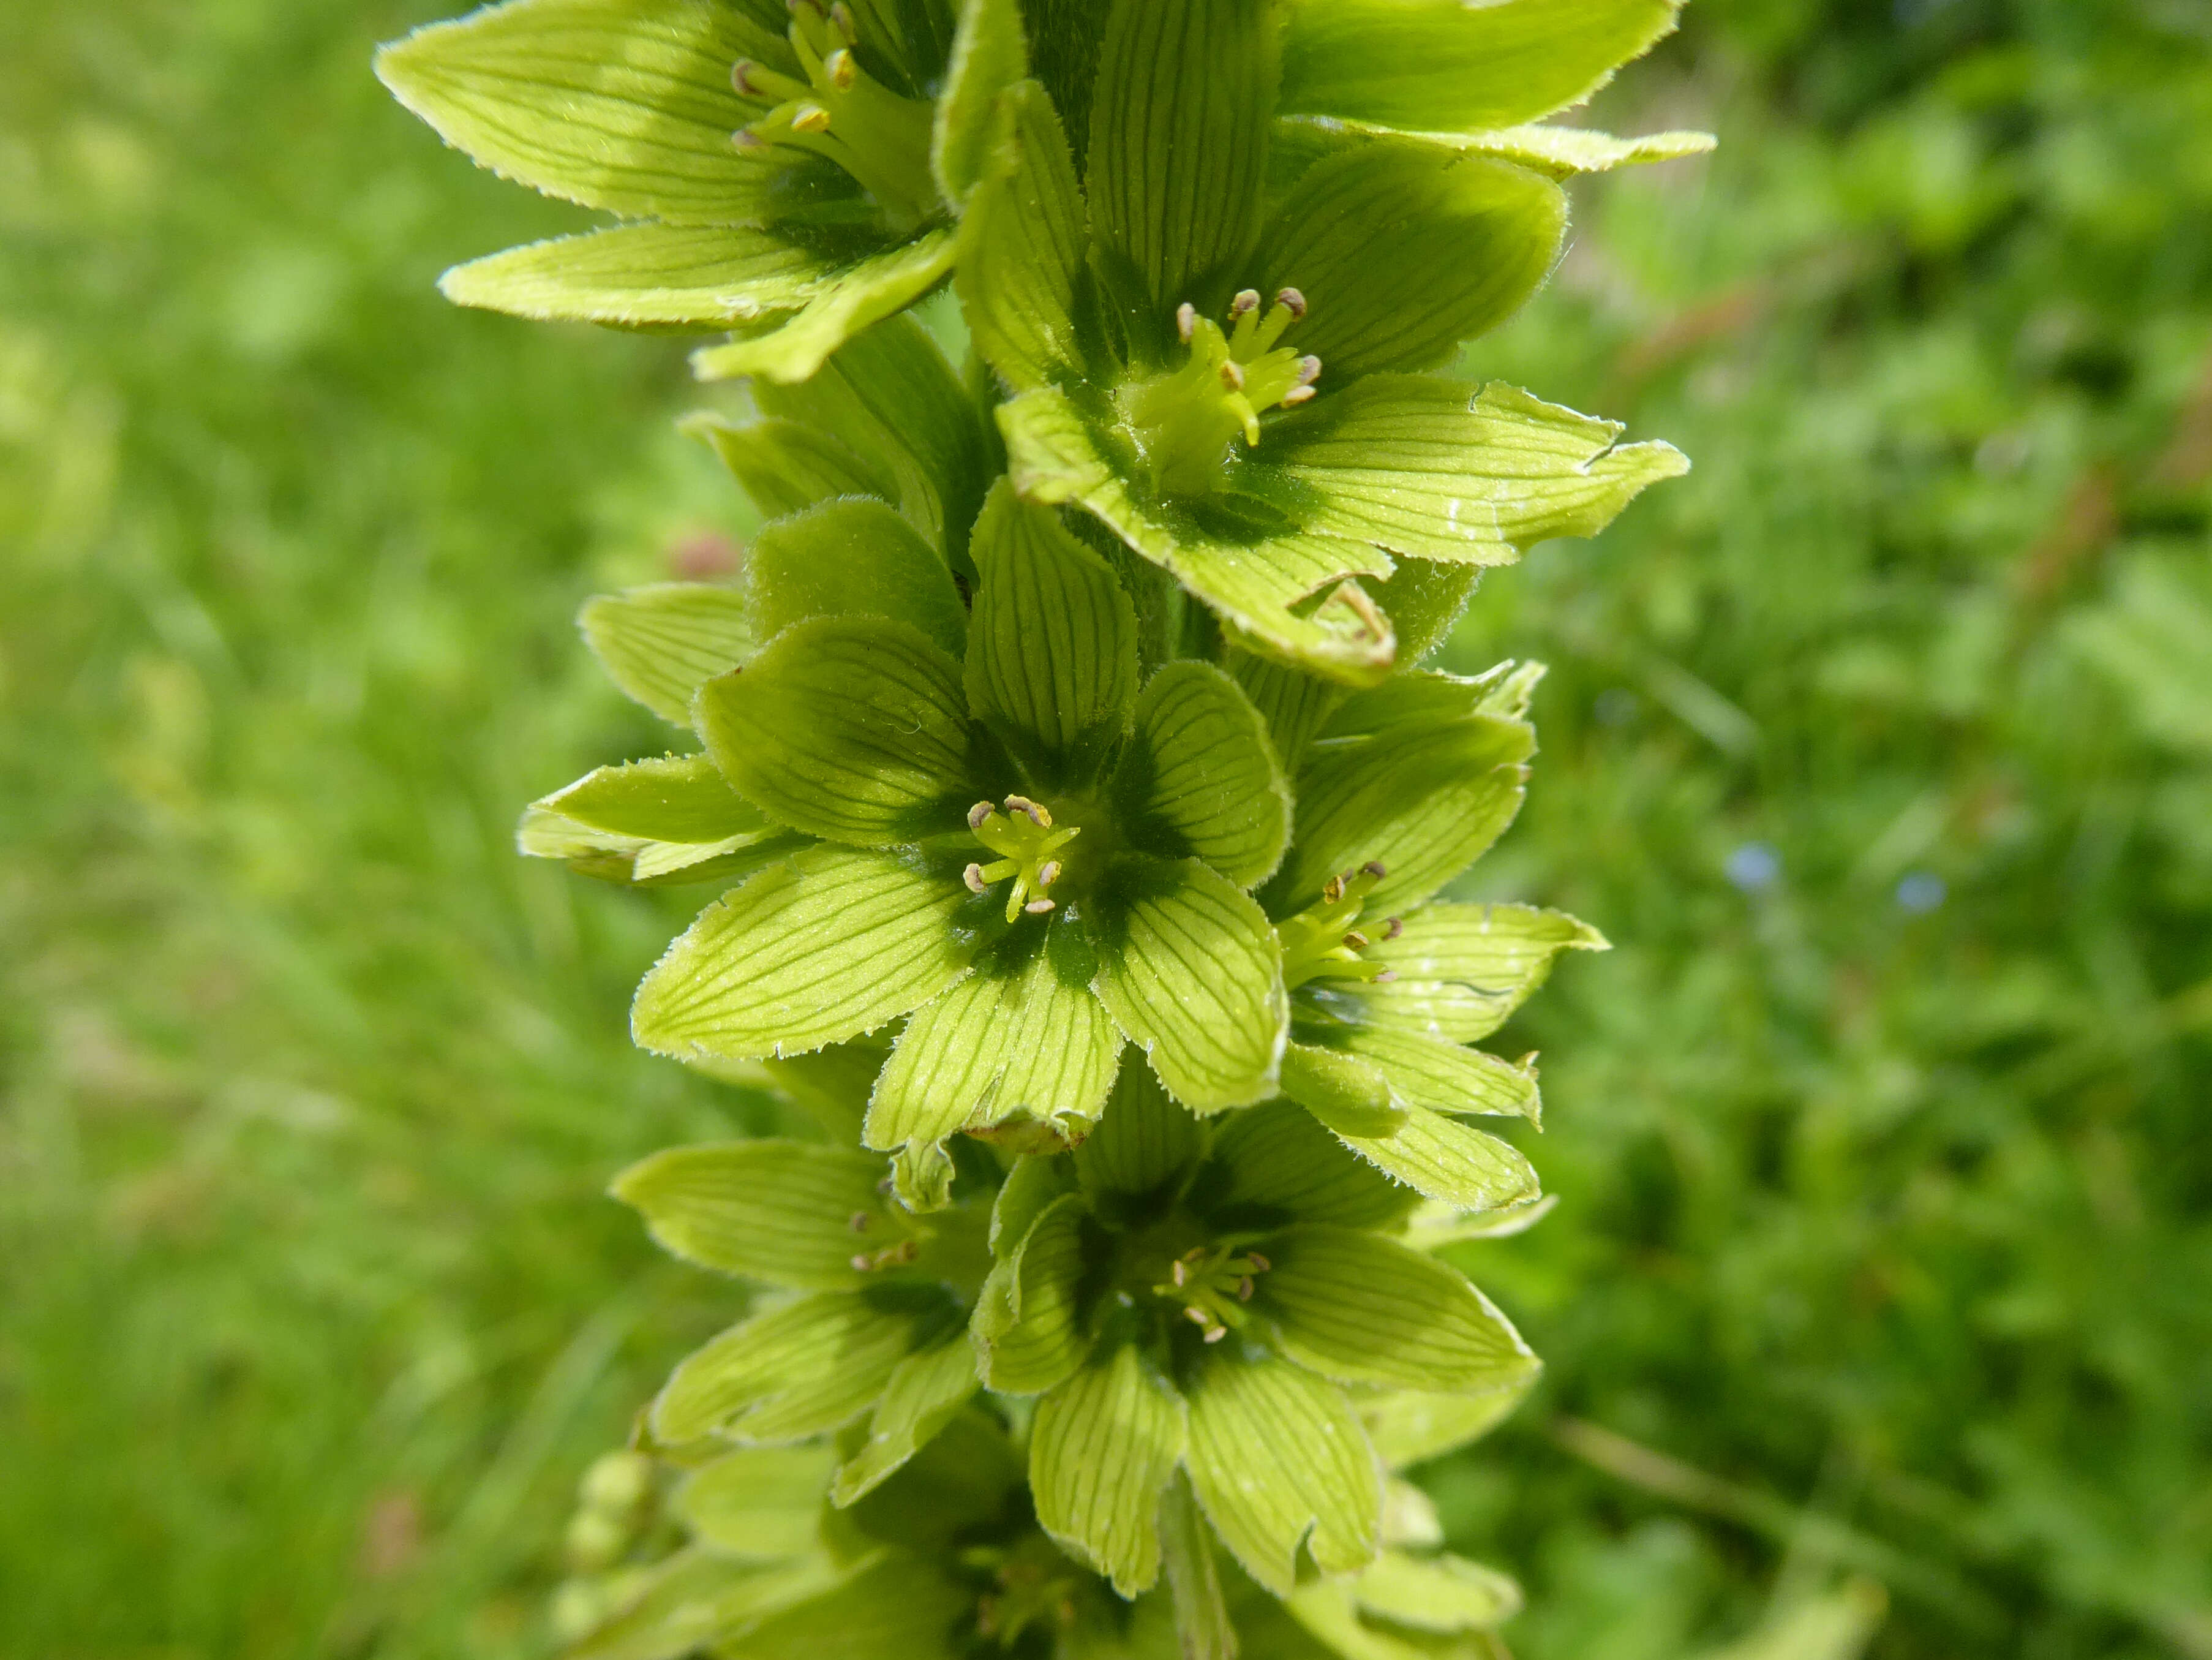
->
[964,798,1082,922]
[850,1239,919,1272]
[1176,301,1197,344]
[1155,1241,1272,1343]
[1230,289,1260,317]
[1276,287,1307,319]
[791,102,832,134]
[963,862,988,895]
[968,801,995,829]
[823,46,856,88]
[1218,360,1246,392]
[1281,867,1396,990]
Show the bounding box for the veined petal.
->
[1360,1384,1536,1469]
[1090,855,1286,1112]
[1115,661,1290,887]
[579,582,753,725]
[1199,1101,1412,1230]
[1001,387,1396,685]
[829,1336,980,1504]
[1252,145,1565,378]
[972,1192,1092,1394]
[1337,1028,1541,1122]
[439,223,832,330]
[1251,1224,1540,1395]
[1031,1341,1187,1595]
[376,0,847,226]
[696,614,982,845]
[957,78,1089,390]
[1357,902,1608,1042]
[691,228,958,385]
[745,498,967,660]
[865,947,1122,1151]
[679,1444,836,1560]
[1276,114,1715,181]
[633,845,976,1061]
[931,0,1029,206]
[1332,1103,1539,1213]
[963,480,1138,784]
[1074,1063,1207,1209]
[1277,0,1687,134]
[1255,378,1689,566]
[651,1289,935,1444]
[611,1139,913,1291]
[1351,1550,1523,1632]
[688,414,892,522]
[1183,1348,1380,1594]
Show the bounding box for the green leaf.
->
[611,1139,907,1291]
[579,582,753,725]
[1353,1551,1523,1631]
[865,948,1123,1150]
[1251,1226,1538,1394]
[1000,387,1398,684]
[538,754,760,843]
[745,498,968,660]
[1183,1349,1380,1594]
[1279,1043,1406,1139]
[633,845,976,1061]
[1091,856,1286,1112]
[972,1191,1092,1393]
[754,315,995,574]
[438,224,832,330]
[1116,661,1291,887]
[957,79,1088,389]
[721,1553,971,1660]
[932,0,1029,205]
[695,616,979,845]
[1031,1341,1188,1594]
[1270,712,1531,913]
[1254,146,1563,379]
[831,1335,980,1504]
[652,1291,919,1443]
[1257,378,1690,565]
[1333,1104,1539,1213]
[1336,1029,1541,1122]
[1277,0,1685,133]
[692,228,960,384]
[1201,1101,1412,1229]
[1360,902,1607,1042]
[1075,1062,1205,1206]
[679,1444,836,1559]
[1087,0,1276,311]
[1360,1385,1535,1469]
[963,481,1138,783]
[376,0,834,225]
[688,414,892,521]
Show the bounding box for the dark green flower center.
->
[1119,289,1322,498]
[1281,862,1399,991]
[963,1534,1087,1651]
[731,0,938,230]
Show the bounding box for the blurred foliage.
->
[1,2,2206,1659]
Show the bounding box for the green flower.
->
[950,4,1693,681]
[549,1397,1527,1660]
[374,0,1025,382]
[602,477,1297,1170]
[972,1071,1539,1607]
[1255,661,1609,1212]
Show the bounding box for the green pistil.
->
[729,0,938,230]
[1153,1241,1273,1343]
[965,796,1082,925]
[1119,288,1323,498]
[1281,862,1400,991]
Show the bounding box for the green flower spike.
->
[547,1391,1529,1660]
[619,478,1296,1171]
[1249,660,1609,1216]
[957,26,1690,684]
[374,0,1027,381]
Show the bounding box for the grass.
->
[1,1,2207,1657]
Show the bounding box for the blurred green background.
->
[3,1,2207,1656]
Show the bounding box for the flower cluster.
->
[383,0,1701,1652]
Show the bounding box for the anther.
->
[1344,930,1369,949]
[1037,861,1062,887]
[849,1212,871,1232]
[968,801,995,829]
[1362,861,1387,880]
[1237,1277,1254,1301]
[731,129,767,151]
[1176,301,1197,344]
[1004,794,1051,828]
[1246,1253,1269,1272]
[1230,289,1260,317]
[731,59,760,95]
[963,863,988,894]
[829,0,856,36]
[1281,385,1315,406]
[1323,873,1346,905]
[1374,969,1397,983]
[824,47,856,88]
[1296,355,1322,386]
[1024,898,1056,915]
[791,102,832,134]
[1276,287,1307,319]
[1383,917,1402,940]
[1218,360,1246,392]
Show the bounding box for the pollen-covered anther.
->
[967,798,1082,922]
[963,862,988,895]
[1176,301,1197,344]
[1282,865,1396,989]
[1276,287,1307,319]
[1230,288,1260,317]
[790,102,832,134]
[850,1239,919,1272]
[823,46,856,88]
[1218,360,1246,392]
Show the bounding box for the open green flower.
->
[949,6,1690,681]
[1247,661,1608,1214]
[549,1390,1529,1660]
[972,1070,1538,1607]
[619,479,1295,1172]
[374,0,1028,381]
